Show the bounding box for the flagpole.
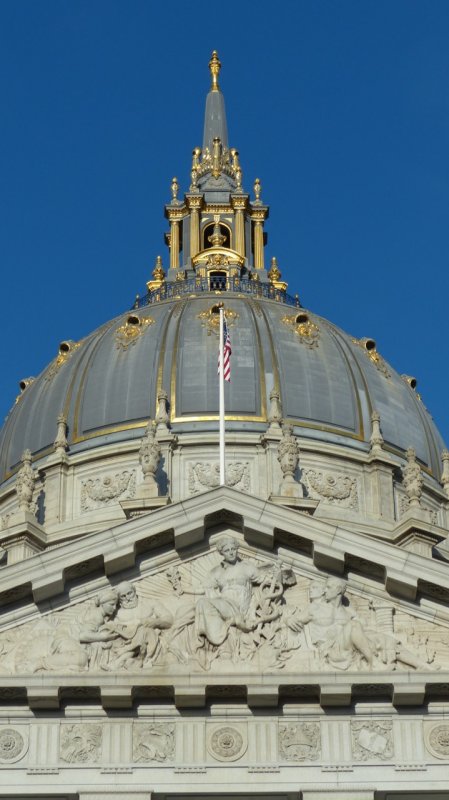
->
[219,304,225,486]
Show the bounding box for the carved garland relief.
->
[80,470,136,511]
[303,469,359,510]
[188,461,250,494]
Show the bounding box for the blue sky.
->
[1,1,449,446]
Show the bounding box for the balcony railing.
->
[133,277,300,309]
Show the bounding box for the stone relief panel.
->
[188,461,250,495]
[1,538,449,676]
[0,726,28,763]
[424,723,449,760]
[133,723,175,762]
[80,470,136,511]
[278,722,320,761]
[351,720,394,761]
[60,723,103,764]
[303,469,359,510]
[207,725,247,762]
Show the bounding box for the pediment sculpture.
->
[0,535,447,676]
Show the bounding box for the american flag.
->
[218,315,232,382]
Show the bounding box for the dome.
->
[0,288,444,485]
[0,50,446,493]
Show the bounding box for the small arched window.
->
[202,222,231,249]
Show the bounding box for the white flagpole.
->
[219,305,225,486]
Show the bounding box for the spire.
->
[203,50,228,154]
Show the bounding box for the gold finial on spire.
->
[268,256,281,283]
[146,256,165,293]
[153,255,165,282]
[171,176,179,203]
[253,178,262,204]
[209,50,221,92]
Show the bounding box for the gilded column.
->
[170,220,180,270]
[231,196,247,257]
[187,196,202,259]
[235,209,244,256]
[253,220,264,270]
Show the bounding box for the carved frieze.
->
[188,461,250,494]
[278,722,320,761]
[351,720,394,761]
[60,724,102,764]
[80,470,136,511]
[425,723,449,759]
[303,469,359,509]
[207,725,247,762]
[0,543,448,676]
[0,727,28,763]
[133,723,175,762]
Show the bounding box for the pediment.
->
[1,487,449,710]
[1,486,449,613]
[1,534,449,681]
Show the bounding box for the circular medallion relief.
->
[207,726,247,762]
[425,724,449,760]
[0,727,28,763]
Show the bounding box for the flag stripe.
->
[218,316,232,382]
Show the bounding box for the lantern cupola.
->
[162,51,272,291]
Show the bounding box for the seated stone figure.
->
[288,577,374,669]
[105,581,173,669]
[194,537,264,647]
[79,587,120,670]
[28,587,119,673]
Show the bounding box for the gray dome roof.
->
[0,292,445,484]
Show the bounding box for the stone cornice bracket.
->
[137,421,162,499]
[441,450,449,499]
[277,421,303,499]
[53,412,68,456]
[15,449,35,512]
[369,409,384,457]
[264,387,283,439]
[155,388,170,434]
[121,421,171,518]
[402,447,423,509]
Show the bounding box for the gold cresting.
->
[209,50,221,92]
